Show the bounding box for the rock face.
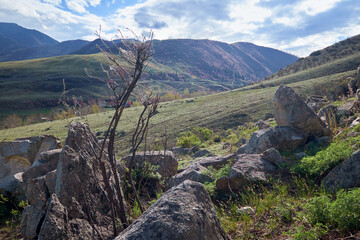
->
[115,180,229,240]
[122,151,178,178]
[0,136,60,198]
[22,122,119,240]
[245,126,308,154]
[322,150,360,190]
[216,154,278,192]
[273,85,328,137]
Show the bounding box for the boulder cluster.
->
[1,84,359,239]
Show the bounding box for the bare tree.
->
[128,93,159,213]
[86,27,154,235]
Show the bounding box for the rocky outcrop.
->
[122,151,178,178]
[169,163,213,188]
[115,180,229,240]
[169,155,234,188]
[192,149,214,158]
[306,95,328,113]
[22,122,121,240]
[0,136,60,199]
[216,154,278,192]
[245,126,308,154]
[322,150,360,190]
[261,148,285,166]
[273,85,329,137]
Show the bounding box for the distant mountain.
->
[73,38,298,83]
[71,39,123,55]
[0,39,89,61]
[0,22,58,49]
[271,34,360,79]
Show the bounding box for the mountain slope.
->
[75,38,298,83]
[0,40,90,61]
[0,22,58,49]
[271,34,360,79]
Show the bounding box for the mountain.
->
[0,23,298,114]
[271,34,360,79]
[74,38,298,83]
[0,22,58,49]
[0,39,90,61]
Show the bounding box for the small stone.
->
[237,206,255,215]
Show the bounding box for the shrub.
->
[176,127,214,148]
[295,136,360,178]
[192,127,213,142]
[176,131,201,148]
[305,188,360,232]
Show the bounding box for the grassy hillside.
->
[271,34,360,78]
[0,68,354,156]
[0,42,295,115]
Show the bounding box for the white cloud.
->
[42,0,62,6]
[0,0,111,41]
[65,0,102,13]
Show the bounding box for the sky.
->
[0,0,360,57]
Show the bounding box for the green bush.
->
[192,127,213,142]
[295,136,360,178]
[305,188,360,232]
[176,127,214,148]
[176,131,201,148]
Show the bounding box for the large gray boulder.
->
[0,136,60,199]
[115,180,229,240]
[216,154,278,192]
[273,85,329,137]
[322,150,360,191]
[245,126,308,154]
[122,151,178,178]
[22,122,121,240]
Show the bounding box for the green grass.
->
[294,130,360,179]
[0,67,354,157]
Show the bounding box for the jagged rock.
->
[318,105,337,128]
[122,151,178,178]
[245,126,308,154]
[22,149,61,184]
[192,149,214,158]
[254,120,270,130]
[115,180,229,240]
[169,163,213,188]
[306,95,328,113]
[22,122,121,240]
[237,144,247,154]
[337,101,357,117]
[194,154,234,170]
[261,148,285,166]
[0,136,60,198]
[216,154,279,192]
[322,150,360,190]
[169,147,192,157]
[170,155,234,187]
[273,85,329,137]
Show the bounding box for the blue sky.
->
[0,0,359,56]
